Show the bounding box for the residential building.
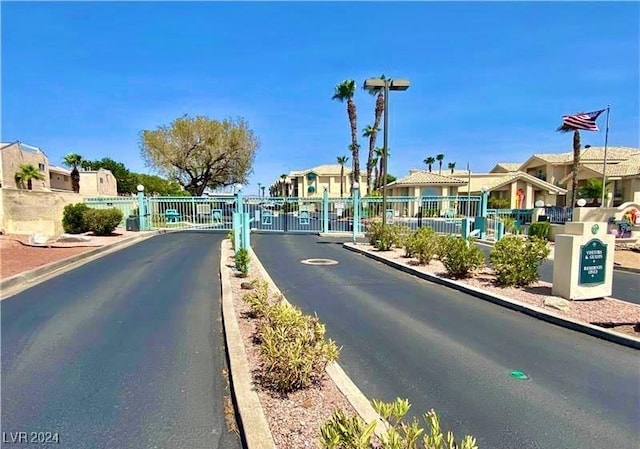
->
[0,142,50,190]
[495,146,639,206]
[270,164,366,198]
[0,141,118,196]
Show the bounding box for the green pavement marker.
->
[510,370,529,380]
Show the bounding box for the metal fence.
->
[243,196,323,233]
[146,196,236,230]
[542,206,573,224]
[84,197,138,227]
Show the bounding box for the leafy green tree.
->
[578,178,610,205]
[63,153,83,193]
[135,173,189,196]
[15,164,45,190]
[139,115,259,196]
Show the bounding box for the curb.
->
[613,265,640,274]
[0,231,162,299]
[219,242,276,449]
[219,240,387,448]
[344,243,640,350]
[245,245,387,435]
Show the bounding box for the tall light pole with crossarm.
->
[363,77,410,227]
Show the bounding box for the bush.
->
[366,222,395,251]
[62,203,90,234]
[235,248,250,277]
[406,227,438,264]
[83,208,123,236]
[319,398,479,449]
[243,281,269,319]
[227,229,235,250]
[390,224,412,249]
[440,236,484,279]
[528,221,550,240]
[258,302,340,393]
[490,236,550,287]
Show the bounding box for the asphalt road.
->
[475,243,640,305]
[252,234,640,449]
[1,232,240,449]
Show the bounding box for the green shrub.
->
[390,224,412,249]
[406,227,438,264]
[83,208,123,236]
[501,217,517,234]
[490,236,550,287]
[227,229,235,250]
[366,222,395,251]
[243,281,269,318]
[320,398,479,449]
[258,302,340,393]
[62,203,90,234]
[528,221,550,240]
[440,236,484,279]
[234,248,250,277]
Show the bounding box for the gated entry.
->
[243,196,322,233]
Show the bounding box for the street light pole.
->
[382,78,390,227]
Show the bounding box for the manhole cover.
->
[300,259,338,266]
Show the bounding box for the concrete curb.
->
[612,265,640,274]
[245,245,387,435]
[219,242,276,449]
[0,231,162,299]
[344,243,640,351]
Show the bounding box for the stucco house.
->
[0,141,118,196]
[270,164,366,198]
[517,146,639,205]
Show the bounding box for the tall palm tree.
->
[336,155,349,197]
[436,153,445,175]
[448,162,456,174]
[371,155,379,189]
[14,164,44,190]
[279,174,287,197]
[332,80,360,187]
[63,152,83,193]
[362,74,387,194]
[362,125,379,193]
[261,186,266,197]
[555,129,581,207]
[424,156,435,172]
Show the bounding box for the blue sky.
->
[2,1,638,194]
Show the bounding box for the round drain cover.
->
[300,258,338,266]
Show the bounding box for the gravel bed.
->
[353,244,640,337]
[224,240,356,449]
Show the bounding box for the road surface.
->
[475,243,640,305]
[1,232,240,449]
[252,233,639,449]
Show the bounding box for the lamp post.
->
[363,77,410,227]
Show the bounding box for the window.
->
[38,163,45,171]
[100,178,104,184]
[64,175,69,181]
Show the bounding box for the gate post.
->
[234,187,244,250]
[477,189,489,240]
[496,221,505,241]
[322,187,329,234]
[352,182,361,241]
[233,213,241,251]
[461,218,470,239]
[242,212,250,250]
[136,184,147,231]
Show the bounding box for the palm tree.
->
[337,155,349,197]
[578,178,609,205]
[332,80,360,187]
[556,125,581,207]
[436,153,445,175]
[63,152,83,193]
[424,156,435,172]
[261,186,266,197]
[362,125,379,193]
[279,174,287,197]
[371,155,379,189]
[362,74,387,194]
[14,164,44,190]
[373,147,385,189]
[448,162,456,174]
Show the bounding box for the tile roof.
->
[289,164,353,177]
[531,147,639,164]
[493,162,522,172]
[457,171,567,194]
[388,171,467,186]
[49,165,71,175]
[580,153,640,178]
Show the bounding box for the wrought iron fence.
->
[84,197,138,227]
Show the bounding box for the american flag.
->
[559,109,605,132]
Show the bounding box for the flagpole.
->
[466,161,471,216]
[600,105,611,208]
